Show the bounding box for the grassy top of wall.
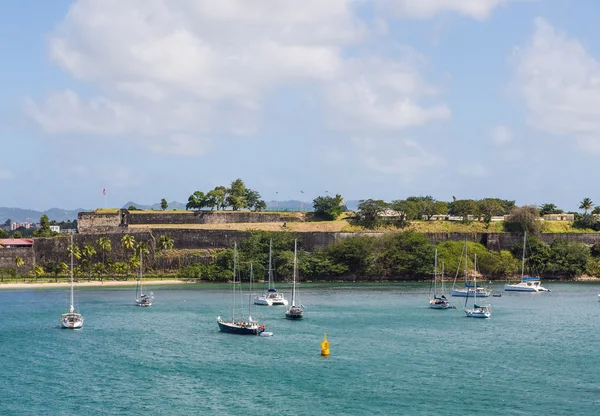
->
[130,219,598,233]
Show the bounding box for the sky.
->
[1,0,600,211]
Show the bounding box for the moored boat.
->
[61,235,83,329]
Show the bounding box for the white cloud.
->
[26,0,455,151]
[150,134,212,157]
[458,163,488,177]
[352,137,444,177]
[325,57,451,132]
[515,17,600,153]
[490,125,513,145]
[377,0,516,20]
[0,170,13,180]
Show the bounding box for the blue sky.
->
[2,0,600,212]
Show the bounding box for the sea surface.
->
[0,282,599,415]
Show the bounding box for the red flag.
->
[103,188,106,195]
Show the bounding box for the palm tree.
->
[81,243,97,280]
[158,234,174,251]
[15,256,24,277]
[580,198,594,214]
[121,234,136,260]
[67,241,82,261]
[96,237,112,281]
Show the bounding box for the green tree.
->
[186,191,208,211]
[128,205,137,211]
[539,203,563,216]
[405,196,447,220]
[227,178,248,210]
[67,241,82,261]
[510,234,550,275]
[592,207,600,215]
[158,234,174,251]
[81,243,97,279]
[244,189,266,212]
[0,229,8,238]
[96,237,112,280]
[160,198,168,210]
[59,262,69,276]
[135,241,150,257]
[34,214,53,237]
[121,234,136,260]
[579,198,594,214]
[312,194,345,220]
[477,198,505,226]
[504,206,542,233]
[355,199,389,229]
[12,231,23,238]
[448,199,478,221]
[33,265,45,278]
[547,240,589,277]
[15,256,24,276]
[207,186,228,210]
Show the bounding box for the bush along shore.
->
[4,230,600,283]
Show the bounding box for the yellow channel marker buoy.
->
[321,333,330,356]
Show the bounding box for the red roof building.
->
[0,239,34,248]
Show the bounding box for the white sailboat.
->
[464,254,492,318]
[285,239,304,320]
[135,250,153,307]
[450,241,491,297]
[504,231,549,292]
[61,235,84,329]
[217,244,268,335]
[429,249,450,309]
[253,239,288,306]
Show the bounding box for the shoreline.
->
[0,279,188,290]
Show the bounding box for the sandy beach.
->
[0,280,189,290]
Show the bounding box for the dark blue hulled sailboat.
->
[217,244,266,335]
[285,239,304,320]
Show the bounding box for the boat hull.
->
[61,313,84,329]
[451,289,490,297]
[429,302,450,309]
[253,296,273,306]
[464,309,491,318]
[271,299,289,306]
[217,319,264,335]
[504,284,548,292]
[285,306,304,319]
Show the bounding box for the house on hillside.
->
[543,214,575,221]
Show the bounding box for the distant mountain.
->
[0,207,84,223]
[122,201,188,211]
[0,199,361,223]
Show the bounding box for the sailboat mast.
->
[434,249,438,297]
[473,253,477,306]
[441,261,445,295]
[521,231,527,280]
[292,239,297,307]
[268,238,273,290]
[232,242,237,321]
[139,249,143,295]
[70,234,74,313]
[249,263,253,318]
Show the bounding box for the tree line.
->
[178,230,598,282]
[185,178,266,212]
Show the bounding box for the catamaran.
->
[218,244,267,335]
[135,250,153,307]
[504,232,549,292]
[254,239,288,306]
[285,239,304,320]
[61,235,84,329]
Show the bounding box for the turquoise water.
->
[1,282,599,415]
